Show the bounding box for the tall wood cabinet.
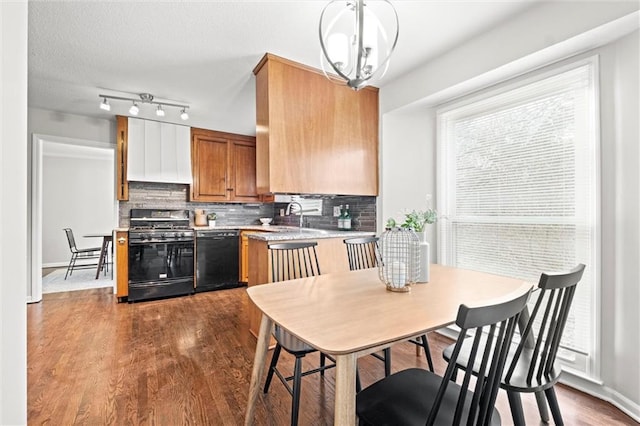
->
[253,53,379,196]
[190,128,259,202]
[116,116,129,200]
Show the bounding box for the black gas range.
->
[127,209,195,302]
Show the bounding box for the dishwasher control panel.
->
[196,230,239,238]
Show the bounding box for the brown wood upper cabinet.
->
[190,128,260,202]
[253,53,379,196]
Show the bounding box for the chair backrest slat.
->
[427,288,532,426]
[545,285,576,373]
[268,241,321,283]
[343,237,380,271]
[505,264,586,386]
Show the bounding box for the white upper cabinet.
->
[127,118,191,184]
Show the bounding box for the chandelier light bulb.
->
[328,33,349,71]
[99,98,111,111]
[156,105,165,117]
[129,102,139,115]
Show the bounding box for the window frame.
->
[435,55,601,380]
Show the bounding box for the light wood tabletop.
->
[244,264,532,426]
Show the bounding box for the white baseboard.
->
[42,261,67,268]
[559,372,640,423]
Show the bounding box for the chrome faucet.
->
[285,202,304,228]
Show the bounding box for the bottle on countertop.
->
[343,204,352,230]
[338,204,345,230]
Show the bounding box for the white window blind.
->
[437,58,599,376]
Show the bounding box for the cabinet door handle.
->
[227,188,234,191]
[118,237,127,245]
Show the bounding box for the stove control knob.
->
[160,233,167,239]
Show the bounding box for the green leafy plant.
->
[207,212,217,220]
[400,209,437,232]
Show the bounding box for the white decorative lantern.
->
[378,228,420,292]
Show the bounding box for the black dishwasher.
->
[195,229,241,292]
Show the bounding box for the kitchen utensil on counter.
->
[260,218,273,226]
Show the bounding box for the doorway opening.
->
[30,134,116,302]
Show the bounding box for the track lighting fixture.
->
[98,92,189,120]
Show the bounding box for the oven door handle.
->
[129,239,194,245]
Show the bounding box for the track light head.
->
[129,102,139,115]
[180,109,189,120]
[156,105,165,117]
[99,98,111,111]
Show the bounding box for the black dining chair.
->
[356,287,532,425]
[443,264,586,426]
[63,228,102,280]
[344,236,435,375]
[263,241,335,426]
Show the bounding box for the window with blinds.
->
[436,57,599,377]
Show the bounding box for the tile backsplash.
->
[119,182,274,227]
[119,182,376,231]
[273,195,376,231]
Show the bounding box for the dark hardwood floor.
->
[28,287,636,425]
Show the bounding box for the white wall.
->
[379,2,640,418]
[0,1,28,424]
[606,29,640,413]
[42,143,115,266]
[381,1,640,114]
[380,107,438,259]
[28,108,115,144]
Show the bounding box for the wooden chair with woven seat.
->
[356,286,532,425]
[262,241,335,426]
[63,228,102,280]
[443,263,586,426]
[344,236,435,375]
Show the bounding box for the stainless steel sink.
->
[296,228,332,235]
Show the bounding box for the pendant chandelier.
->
[319,0,399,91]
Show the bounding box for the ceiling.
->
[28,1,539,136]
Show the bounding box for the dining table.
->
[83,232,113,279]
[244,264,532,426]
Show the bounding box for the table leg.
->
[95,237,109,279]
[109,237,114,279]
[334,353,357,426]
[244,314,273,426]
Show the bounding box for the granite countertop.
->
[244,226,375,241]
[193,225,374,241]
